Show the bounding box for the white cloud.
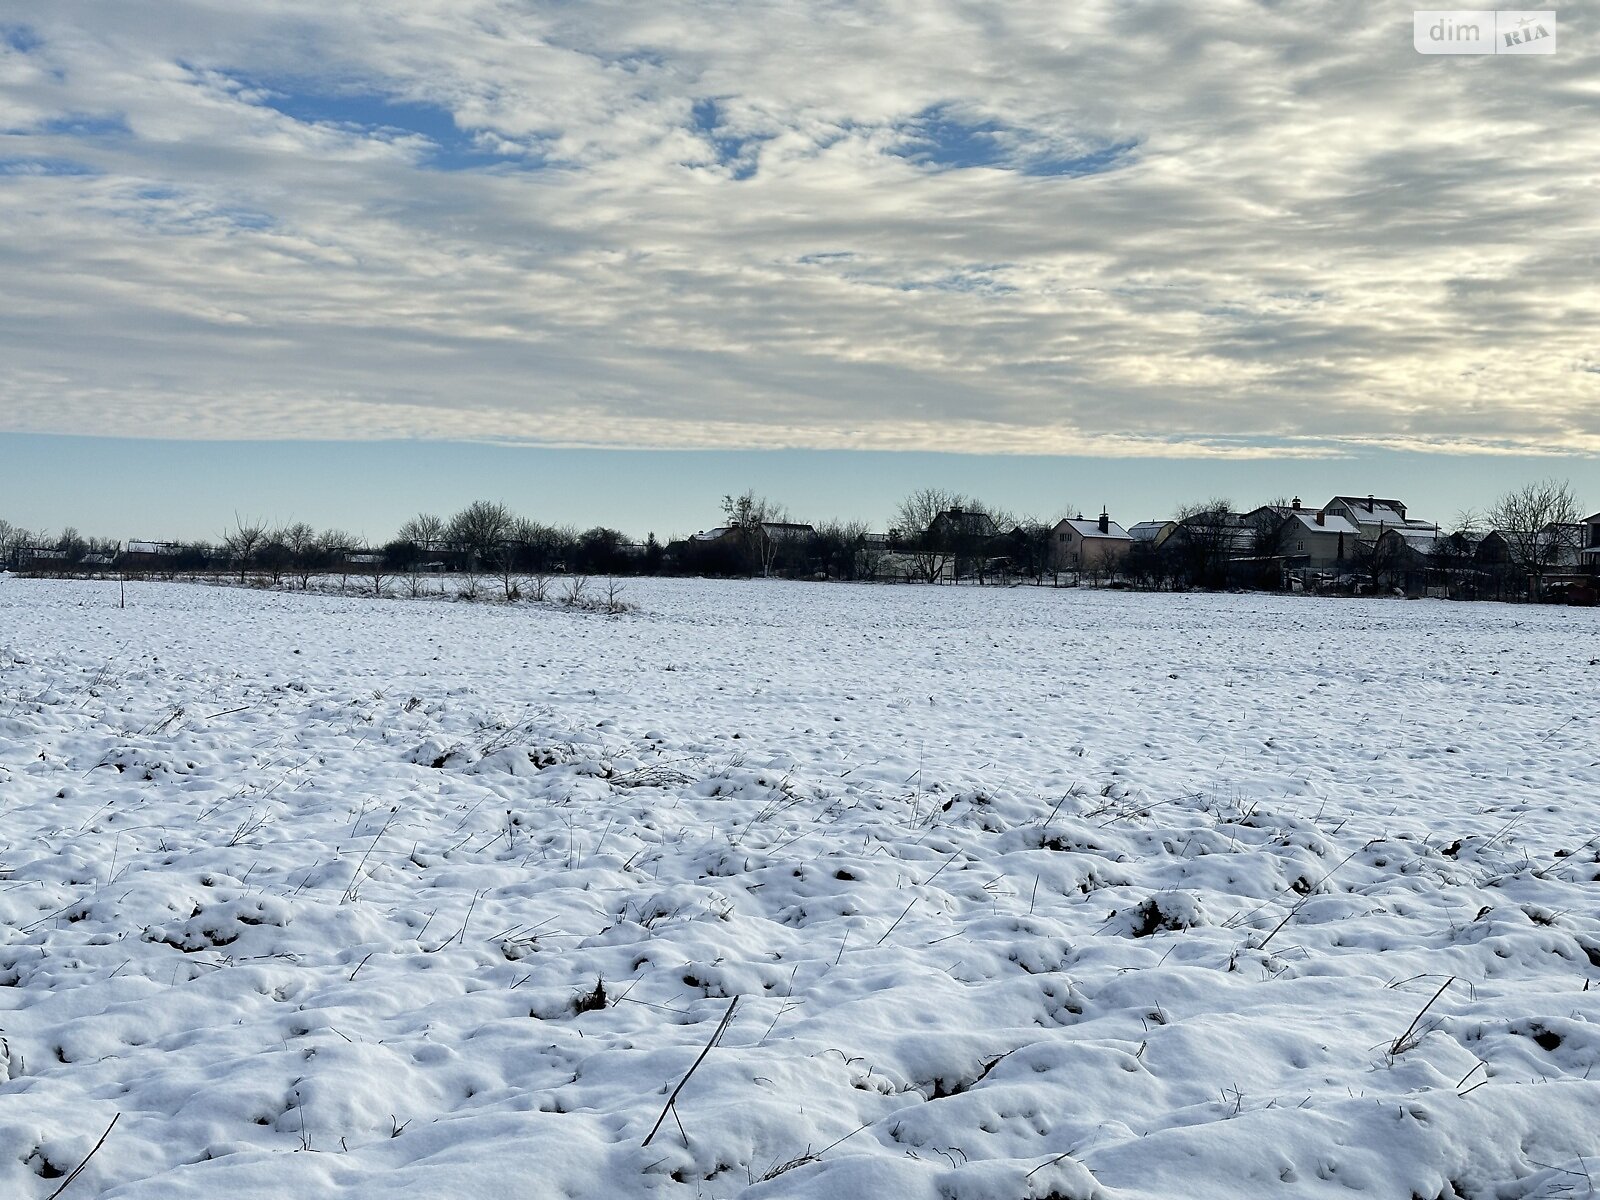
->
[0,0,1596,456]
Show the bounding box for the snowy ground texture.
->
[2,577,1598,1200]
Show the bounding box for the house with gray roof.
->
[1050,511,1132,574]
[1127,519,1176,547]
[1279,510,1361,569]
[1322,495,1439,543]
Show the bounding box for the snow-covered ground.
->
[1,576,1597,1199]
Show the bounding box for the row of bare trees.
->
[208,504,651,599]
[0,520,119,568]
[4,479,1589,601]
[219,520,360,588]
[699,488,1061,583]
[0,506,648,599]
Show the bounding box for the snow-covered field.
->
[1,576,1597,1199]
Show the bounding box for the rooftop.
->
[1057,517,1131,541]
[1286,512,1361,536]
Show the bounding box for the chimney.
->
[1292,496,1301,511]
[1316,510,1325,526]
[1366,494,1374,513]
[1098,509,1109,534]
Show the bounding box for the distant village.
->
[3,482,1597,604]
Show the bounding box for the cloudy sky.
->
[0,1,1595,535]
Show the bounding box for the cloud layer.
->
[2,1,1597,456]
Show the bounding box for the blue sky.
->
[228,78,544,172]
[893,105,1139,178]
[0,2,1595,519]
[2,434,1589,544]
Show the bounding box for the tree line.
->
[1,479,1592,603]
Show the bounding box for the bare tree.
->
[811,519,870,580]
[947,500,999,584]
[0,519,25,570]
[500,516,545,600]
[448,501,514,575]
[383,537,425,597]
[56,527,88,564]
[282,522,321,589]
[562,574,591,607]
[893,488,959,584]
[1243,501,1290,590]
[1428,531,1479,599]
[722,490,790,577]
[551,524,581,574]
[445,501,514,599]
[1171,500,1238,589]
[523,520,569,599]
[392,514,443,596]
[1489,478,1581,599]
[1353,530,1406,593]
[320,528,358,593]
[600,577,632,614]
[840,520,871,580]
[397,513,445,559]
[259,529,292,586]
[1248,499,1290,561]
[366,547,392,597]
[1424,510,1489,600]
[1010,516,1054,584]
[179,541,213,580]
[1126,537,1174,590]
[855,525,888,581]
[224,515,267,584]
